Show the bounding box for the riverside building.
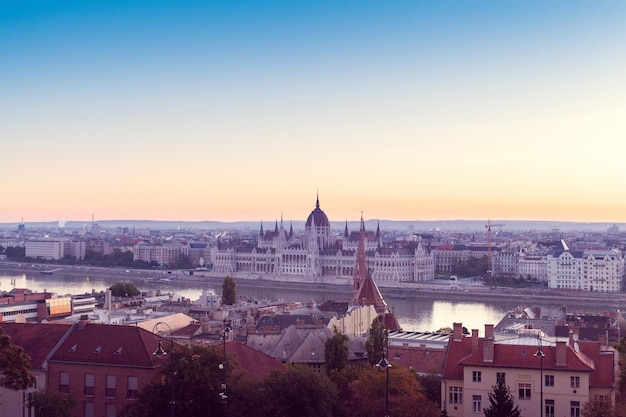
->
[211,196,435,287]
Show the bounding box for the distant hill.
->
[0,219,623,233]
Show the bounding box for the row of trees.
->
[0,245,194,269]
[123,326,442,417]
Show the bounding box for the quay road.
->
[1,261,625,311]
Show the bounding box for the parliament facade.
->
[210,197,434,287]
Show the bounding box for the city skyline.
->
[2,1,626,224]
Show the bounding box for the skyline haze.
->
[2,1,625,224]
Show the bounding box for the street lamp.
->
[534,335,545,417]
[219,318,231,417]
[375,329,391,417]
[153,321,175,417]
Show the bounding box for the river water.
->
[0,270,518,333]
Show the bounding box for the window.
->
[472,371,481,383]
[571,376,580,388]
[571,401,580,417]
[449,386,463,404]
[545,399,555,417]
[545,374,554,387]
[84,402,95,417]
[127,376,139,399]
[518,383,531,400]
[473,395,482,413]
[59,372,70,394]
[496,372,506,384]
[106,403,116,417]
[106,375,116,398]
[84,373,95,396]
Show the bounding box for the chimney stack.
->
[483,336,494,362]
[453,322,463,342]
[485,324,494,338]
[472,329,479,352]
[556,341,567,366]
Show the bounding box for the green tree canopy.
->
[324,327,349,375]
[109,282,140,297]
[365,318,387,366]
[345,366,439,417]
[483,379,521,417]
[28,389,76,417]
[582,397,615,417]
[222,275,236,305]
[0,327,35,390]
[260,364,339,417]
[126,345,229,417]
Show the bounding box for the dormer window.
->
[68,344,77,352]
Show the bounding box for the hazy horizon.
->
[3,1,625,224]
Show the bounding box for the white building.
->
[132,242,189,266]
[547,239,624,292]
[211,196,435,286]
[25,239,85,260]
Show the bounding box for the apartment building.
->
[132,242,189,266]
[547,240,624,292]
[441,323,615,417]
[25,238,86,260]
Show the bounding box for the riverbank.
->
[1,261,625,309]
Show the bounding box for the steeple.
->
[289,221,293,238]
[274,220,278,233]
[344,220,349,238]
[260,222,264,237]
[316,191,320,209]
[352,213,368,299]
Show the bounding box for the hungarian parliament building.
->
[211,197,435,286]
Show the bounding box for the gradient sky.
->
[2,1,625,224]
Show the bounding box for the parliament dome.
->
[306,196,330,228]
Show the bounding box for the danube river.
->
[0,266,522,332]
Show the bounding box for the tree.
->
[483,379,521,417]
[260,364,339,417]
[28,389,76,417]
[0,327,35,390]
[125,345,228,417]
[109,282,140,297]
[417,372,441,407]
[582,397,615,417]
[365,318,387,366]
[222,275,236,305]
[345,366,439,417]
[325,327,349,375]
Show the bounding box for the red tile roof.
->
[444,336,613,388]
[459,344,593,372]
[226,341,286,380]
[389,345,446,375]
[0,322,71,367]
[49,322,164,369]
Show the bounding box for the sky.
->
[2,0,626,224]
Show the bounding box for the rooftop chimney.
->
[483,337,494,362]
[472,329,479,352]
[485,324,494,339]
[556,341,567,367]
[453,323,463,342]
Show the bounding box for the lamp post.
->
[534,335,545,417]
[153,322,175,417]
[375,329,391,417]
[219,318,231,417]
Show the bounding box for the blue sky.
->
[2,1,625,223]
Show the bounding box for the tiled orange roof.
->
[49,322,164,368]
[226,341,286,380]
[0,322,71,367]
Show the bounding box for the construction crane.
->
[485,220,505,273]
